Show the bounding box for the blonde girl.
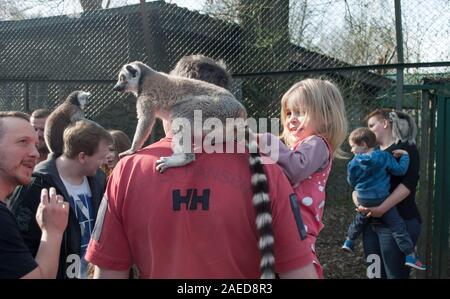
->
[260,78,348,278]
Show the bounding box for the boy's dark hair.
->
[170,54,232,90]
[349,127,377,148]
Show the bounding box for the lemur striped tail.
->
[246,129,275,279]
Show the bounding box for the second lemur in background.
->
[44,91,90,155]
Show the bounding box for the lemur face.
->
[113,63,140,96]
[77,91,91,110]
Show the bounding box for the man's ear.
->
[78,152,86,163]
[383,119,389,129]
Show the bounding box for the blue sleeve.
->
[386,152,410,176]
[347,158,358,188]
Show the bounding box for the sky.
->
[11,0,450,68]
[8,0,204,18]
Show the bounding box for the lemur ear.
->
[126,65,138,77]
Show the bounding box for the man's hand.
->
[36,187,69,235]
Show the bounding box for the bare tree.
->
[323,0,398,71]
[204,0,320,47]
[0,0,119,19]
[79,0,103,12]
[0,0,26,20]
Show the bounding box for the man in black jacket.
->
[10,119,112,279]
[0,111,69,279]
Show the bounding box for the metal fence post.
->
[432,92,450,278]
[394,0,404,110]
[417,89,433,278]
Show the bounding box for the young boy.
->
[342,127,425,271]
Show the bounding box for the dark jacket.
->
[8,153,107,279]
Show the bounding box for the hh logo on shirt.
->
[172,189,210,211]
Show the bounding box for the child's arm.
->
[347,158,359,188]
[259,134,329,185]
[352,191,360,208]
[386,150,409,176]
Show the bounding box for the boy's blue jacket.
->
[347,150,409,199]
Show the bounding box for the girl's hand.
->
[392,149,408,158]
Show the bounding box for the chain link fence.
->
[0,0,449,278]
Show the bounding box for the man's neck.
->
[55,155,85,185]
[0,180,13,202]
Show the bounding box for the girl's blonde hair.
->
[280,78,348,159]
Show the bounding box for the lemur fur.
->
[44,90,90,155]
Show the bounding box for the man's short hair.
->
[170,54,232,90]
[0,111,30,139]
[348,127,377,148]
[63,119,113,159]
[31,108,51,119]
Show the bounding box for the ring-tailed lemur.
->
[113,61,275,278]
[44,90,90,155]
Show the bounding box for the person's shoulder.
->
[135,138,172,157]
[93,168,107,182]
[0,202,15,224]
[0,202,9,213]
[115,139,171,165]
[391,141,417,151]
[402,142,419,152]
[262,159,292,184]
[302,135,327,146]
[296,135,329,156]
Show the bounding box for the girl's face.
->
[105,144,119,170]
[367,116,389,143]
[284,98,316,142]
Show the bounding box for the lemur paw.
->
[155,156,171,173]
[119,149,136,158]
[156,154,195,173]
